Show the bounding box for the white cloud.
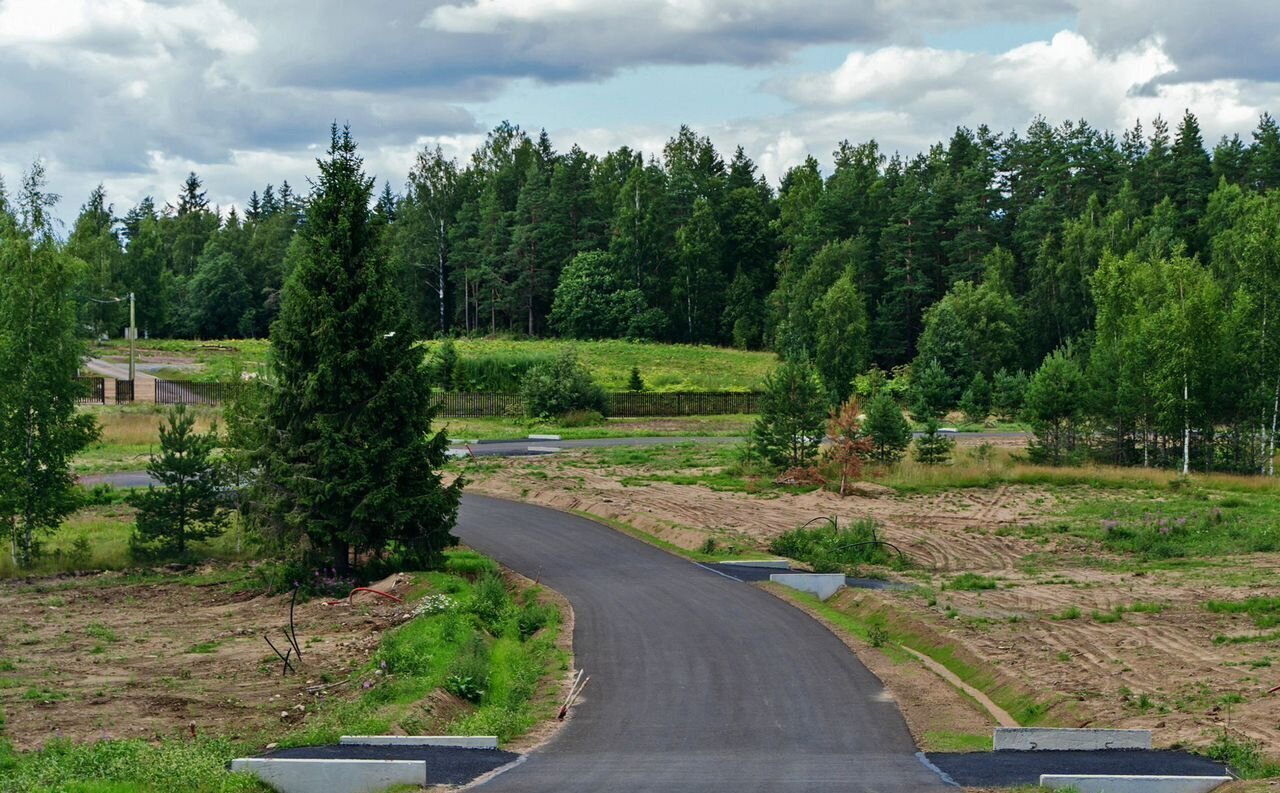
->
[0,0,258,55]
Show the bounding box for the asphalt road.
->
[454,494,948,792]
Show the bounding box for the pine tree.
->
[863,391,912,464]
[909,358,953,420]
[255,125,462,573]
[991,368,1029,421]
[750,359,826,468]
[913,417,955,465]
[959,371,992,425]
[1024,347,1085,465]
[128,405,227,557]
[0,163,99,567]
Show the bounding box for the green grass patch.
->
[0,735,269,793]
[770,518,899,573]
[1206,597,1280,628]
[922,730,995,752]
[1206,731,1280,778]
[946,573,998,591]
[1051,606,1082,621]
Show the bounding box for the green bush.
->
[946,573,997,591]
[516,601,557,640]
[518,350,607,419]
[769,517,897,572]
[469,572,514,630]
[448,351,556,393]
[558,409,605,427]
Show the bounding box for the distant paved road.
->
[456,494,948,792]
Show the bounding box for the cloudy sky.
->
[4,0,1280,224]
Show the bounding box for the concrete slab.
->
[230,757,426,793]
[526,446,561,453]
[996,727,1153,751]
[340,735,499,749]
[528,434,562,440]
[1039,774,1232,793]
[769,573,845,601]
[719,559,791,569]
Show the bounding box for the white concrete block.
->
[230,758,426,793]
[995,727,1153,751]
[719,559,791,569]
[340,735,499,749]
[1039,774,1232,793]
[769,573,845,601]
[528,434,561,440]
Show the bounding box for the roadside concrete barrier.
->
[230,757,426,793]
[1038,774,1232,793]
[528,434,561,440]
[769,572,845,601]
[339,735,499,749]
[995,727,1153,751]
[719,559,791,569]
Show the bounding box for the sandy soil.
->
[463,450,1280,755]
[0,570,414,750]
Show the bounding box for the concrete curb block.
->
[769,573,845,601]
[230,758,426,793]
[719,559,791,569]
[339,735,499,749]
[1038,774,1232,793]
[996,727,1153,751]
[528,434,561,441]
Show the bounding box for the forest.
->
[10,110,1280,474]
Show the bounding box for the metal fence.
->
[155,380,235,406]
[115,379,134,403]
[75,376,105,405]
[607,391,760,417]
[433,391,523,417]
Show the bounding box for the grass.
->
[94,337,777,393]
[1206,731,1280,778]
[430,338,776,392]
[769,517,899,572]
[945,573,998,591]
[0,503,252,578]
[74,405,220,475]
[921,730,994,752]
[1206,597,1280,628]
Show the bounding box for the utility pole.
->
[128,292,136,382]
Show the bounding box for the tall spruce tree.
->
[256,126,462,573]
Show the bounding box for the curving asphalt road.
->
[455,494,948,792]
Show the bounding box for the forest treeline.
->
[10,110,1280,473]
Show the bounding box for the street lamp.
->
[88,292,137,381]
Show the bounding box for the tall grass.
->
[444,352,557,394]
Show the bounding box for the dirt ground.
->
[0,570,414,750]
[463,448,1280,756]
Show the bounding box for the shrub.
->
[469,572,513,631]
[558,409,605,428]
[769,517,896,571]
[445,632,491,703]
[867,617,890,648]
[519,350,607,419]
[451,351,556,393]
[516,601,557,640]
[947,573,997,591]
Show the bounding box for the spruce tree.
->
[129,405,227,557]
[909,358,953,420]
[256,126,462,573]
[959,371,992,425]
[628,367,645,392]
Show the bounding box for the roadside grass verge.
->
[278,554,567,747]
[770,586,1069,730]
[566,510,774,563]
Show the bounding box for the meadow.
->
[92,337,778,392]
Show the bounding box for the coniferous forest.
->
[15,111,1280,473]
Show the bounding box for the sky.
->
[3,0,1280,224]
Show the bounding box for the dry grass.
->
[871,444,1280,495]
[83,405,220,445]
